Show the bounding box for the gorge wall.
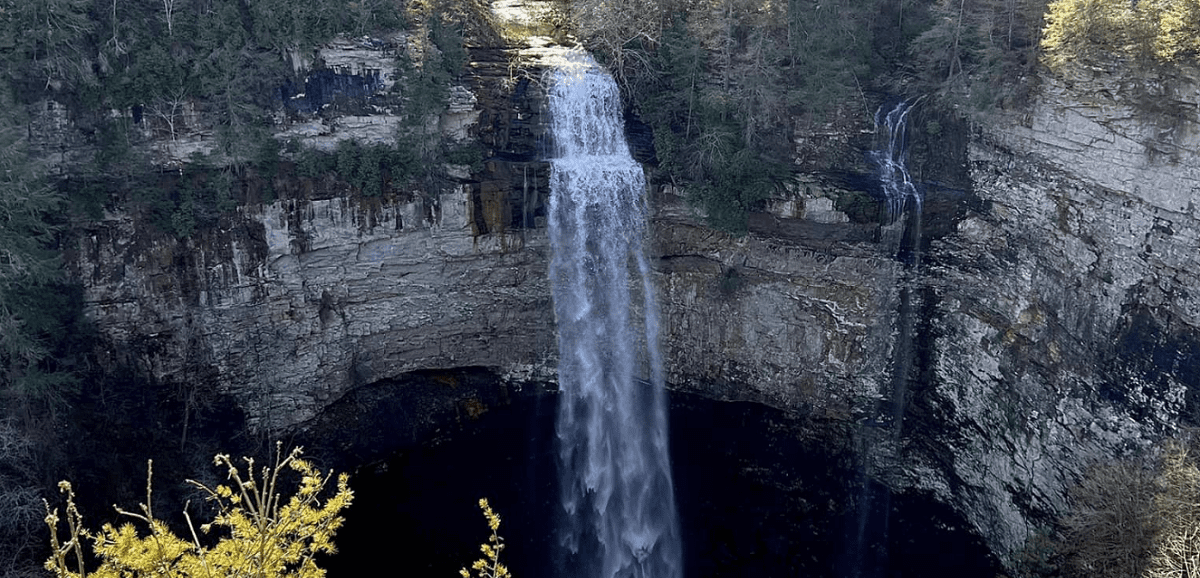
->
[51,11,1200,573]
[915,69,1200,556]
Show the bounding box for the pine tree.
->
[0,84,65,398]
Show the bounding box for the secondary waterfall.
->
[843,99,927,578]
[872,100,922,221]
[546,52,682,578]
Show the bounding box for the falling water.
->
[872,100,923,221]
[844,99,927,578]
[546,52,682,578]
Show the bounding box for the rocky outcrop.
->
[652,188,899,415]
[991,70,1200,215]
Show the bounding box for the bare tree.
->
[1147,442,1200,578]
[147,87,189,162]
[162,0,176,35]
[149,87,189,143]
[1060,458,1159,578]
[948,0,967,80]
[570,0,666,85]
[105,0,127,55]
[0,419,42,578]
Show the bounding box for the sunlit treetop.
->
[1041,0,1200,72]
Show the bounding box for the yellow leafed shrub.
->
[43,444,353,578]
[460,498,511,578]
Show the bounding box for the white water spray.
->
[546,51,682,578]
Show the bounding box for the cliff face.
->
[57,17,1200,571]
[73,192,556,430]
[907,70,1200,557]
[652,190,901,415]
[68,22,562,431]
[662,66,1200,562]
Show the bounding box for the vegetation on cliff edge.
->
[1041,0,1200,70]
[568,0,1045,233]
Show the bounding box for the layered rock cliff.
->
[907,69,1200,557]
[68,13,563,432]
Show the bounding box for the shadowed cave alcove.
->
[296,368,1001,578]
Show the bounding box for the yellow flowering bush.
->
[460,498,511,578]
[43,444,353,578]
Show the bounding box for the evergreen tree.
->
[0,85,66,400]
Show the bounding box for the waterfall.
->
[546,51,682,578]
[843,99,926,578]
[872,100,922,221]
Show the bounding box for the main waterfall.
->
[546,52,682,578]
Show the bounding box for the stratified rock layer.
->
[73,191,556,429]
[905,71,1200,558]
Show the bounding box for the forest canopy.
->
[1041,0,1200,71]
